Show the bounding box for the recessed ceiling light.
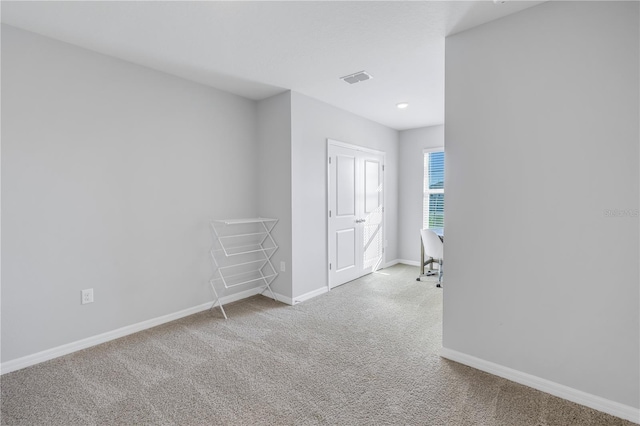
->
[397,102,409,109]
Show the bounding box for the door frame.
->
[327,138,386,291]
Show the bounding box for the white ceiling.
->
[1,1,544,131]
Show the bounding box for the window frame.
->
[423,148,445,230]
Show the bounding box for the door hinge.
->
[382,165,385,171]
[329,157,332,164]
[329,263,332,270]
[329,210,332,217]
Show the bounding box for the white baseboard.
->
[293,286,329,304]
[1,287,263,375]
[269,290,294,306]
[440,347,640,424]
[218,286,264,306]
[384,258,421,268]
[396,259,420,267]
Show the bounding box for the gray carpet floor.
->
[1,264,634,425]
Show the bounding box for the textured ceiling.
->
[1,1,544,130]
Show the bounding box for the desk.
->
[430,227,444,239]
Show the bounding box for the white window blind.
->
[423,150,444,230]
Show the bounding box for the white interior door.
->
[328,141,384,289]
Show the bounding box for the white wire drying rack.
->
[209,218,279,319]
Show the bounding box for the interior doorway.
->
[327,139,385,289]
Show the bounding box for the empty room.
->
[1,1,638,425]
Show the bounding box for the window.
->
[423,150,444,230]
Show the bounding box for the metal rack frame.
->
[209,218,279,319]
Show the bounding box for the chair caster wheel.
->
[416,278,421,281]
[436,283,442,288]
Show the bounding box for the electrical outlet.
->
[81,289,94,305]
[280,261,286,272]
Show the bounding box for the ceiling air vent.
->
[340,71,373,84]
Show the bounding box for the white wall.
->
[257,92,293,300]
[444,1,639,411]
[1,25,260,362]
[398,125,444,263]
[290,92,399,299]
